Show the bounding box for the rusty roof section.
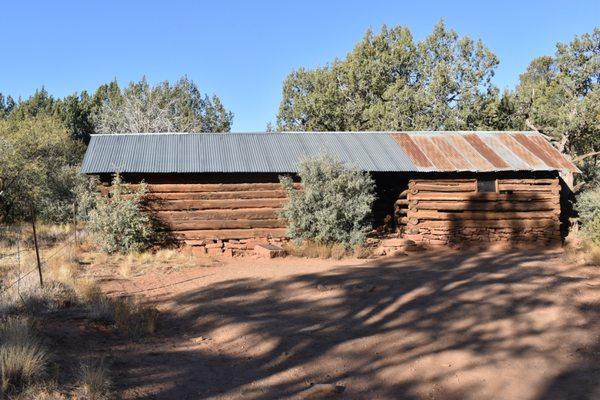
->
[391,131,579,173]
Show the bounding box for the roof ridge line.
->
[91,130,539,136]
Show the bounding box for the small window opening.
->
[477,179,497,193]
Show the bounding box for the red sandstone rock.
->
[207,247,222,256]
[190,246,207,256]
[254,243,286,258]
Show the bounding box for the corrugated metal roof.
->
[81,131,580,174]
[391,131,579,173]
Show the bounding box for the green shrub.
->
[576,186,600,245]
[279,153,376,248]
[88,174,153,254]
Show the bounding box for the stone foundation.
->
[417,226,561,246]
[183,237,288,257]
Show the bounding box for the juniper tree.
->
[277,21,500,131]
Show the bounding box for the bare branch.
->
[573,151,600,163]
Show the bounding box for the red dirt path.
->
[54,248,600,399]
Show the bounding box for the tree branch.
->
[573,151,600,163]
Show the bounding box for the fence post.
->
[30,206,43,288]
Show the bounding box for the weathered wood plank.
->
[498,179,558,185]
[497,184,559,192]
[145,190,288,200]
[134,183,300,193]
[146,198,286,211]
[410,179,476,184]
[167,219,285,231]
[156,208,279,221]
[411,183,476,192]
[412,200,559,212]
[173,228,288,240]
[411,210,558,221]
[410,192,559,202]
[416,219,559,229]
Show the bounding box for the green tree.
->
[0,93,15,118]
[0,116,84,222]
[277,21,501,131]
[515,28,600,160]
[6,87,98,143]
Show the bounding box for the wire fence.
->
[0,230,78,295]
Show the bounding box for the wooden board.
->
[412,200,559,212]
[410,184,476,193]
[415,219,559,229]
[173,228,288,240]
[411,210,559,221]
[497,179,557,185]
[156,208,279,221]
[167,219,284,231]
[135,183,300,193]
[405,177,561,242]
[145,190,288,200]
[409,192,559,202]
[146,198,286,211]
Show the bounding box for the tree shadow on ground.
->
[114,249,599,399]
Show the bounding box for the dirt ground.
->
[47,248,600,400]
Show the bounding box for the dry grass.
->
[581,240,600,266]
[76,358,111,400]
[80,281,159,339]
[283,241,349,260]
[353,245,373,259]
[44,248,79,285]
[563,230,600,266]
[83,247,196,278]
[0,225,163,398]
[0,316,48,396]
[114,298,159,339]
[0,273,76,316]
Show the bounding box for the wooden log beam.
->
[410,193,559,202]
[410,210,558,221]
[410,179,476,184]
[156,208,279,221]
[145,190,288,200]
[497,184,559,192]
[133,183,300,193]
[411,183,477,192]
[166,219,285,231]
[146,198,286,211]
[498,179,558,185]
[416,219,558,229]
[412,201,560,212]
[173,228,288,240]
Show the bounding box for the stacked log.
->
[131,182,293,250]
[405,178,561,244]
[394,189,410,232]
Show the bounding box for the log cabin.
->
[81,131,579,252]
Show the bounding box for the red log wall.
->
[405,178,561,245]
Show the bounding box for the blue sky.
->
[1,1,598,131]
